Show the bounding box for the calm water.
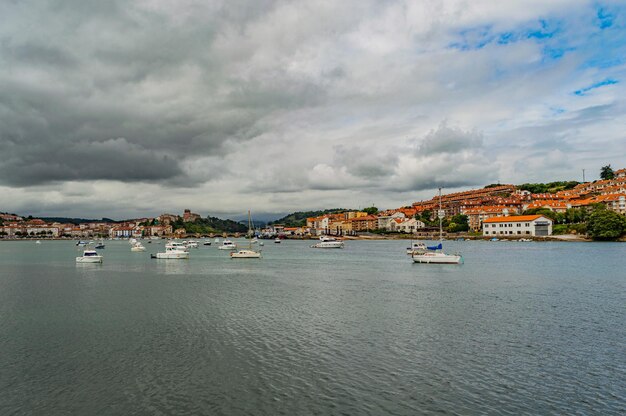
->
[0,239,624,415]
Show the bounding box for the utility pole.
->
[582,169,586,183]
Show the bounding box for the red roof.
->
[483,215,547,223]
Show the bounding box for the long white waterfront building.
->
[482,215,553,237]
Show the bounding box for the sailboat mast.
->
[438,187,443,242]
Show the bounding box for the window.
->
[525,231,530,235]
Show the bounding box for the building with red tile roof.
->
[483,215,552,237]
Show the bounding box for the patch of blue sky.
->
[597,6,615,29]
[573,78,619,96]
[542,45,576,61]
[449,19,564,52]
[448,25,494,51]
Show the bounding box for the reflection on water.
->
[154,259,192,275]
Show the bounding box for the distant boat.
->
[406,241,426,255]
[203,240,212,246]
[184,240,199,249]
[231,211,262,259]
[131,242,146,252]
[311,236,344,249]
[412,188,462,265]
[218,240,237,250]
[95,241,105,249]
[35,240,41,244]
[274,238,281,244]
[214,237,220,243]
[154,242,189,259]
[76,249,103,263]
[76,240,88,247]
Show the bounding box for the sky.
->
[1,0,625,220]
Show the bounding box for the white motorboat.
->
[35,240,41,244]
[185,240,199,249]
[165,241,189,252]
[218,240,237,250]
[76,249,103,263]
[412,188,462,265]
[76,240,88,247]
[131,242,146,252]
[231,211,262,259]
[203,240,212,246]
[214,237,220,243]
[231,249,262,258]
[412,250,463,264]
[274,238,281,243]
[155,244,189,259]
[311,236,344,249]
[406,241,427,255]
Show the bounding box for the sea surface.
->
[0,239,624,415]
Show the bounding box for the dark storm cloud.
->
[2,138,182,186]
[0,0,324,187]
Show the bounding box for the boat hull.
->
[76,256,103,263]
[412,253,462,264]
[230,250,262,258]
[311,242,344,248]
[155,252,189,259]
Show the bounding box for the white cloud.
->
[0,0,625,218]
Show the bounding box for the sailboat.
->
[412,188,463,264]
[231,211,262,259]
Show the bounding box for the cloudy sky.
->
[1,0,625,220]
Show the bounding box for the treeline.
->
[170,216,248,235]
[270,208,348,227]
[517,181,579,194]
[524,205,626,240]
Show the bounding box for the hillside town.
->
[2,168,625,240]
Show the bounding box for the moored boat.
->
[231,211,262,259]
[311,236,344,249]
[218,240,237,250]
[406,241,426,255]
[412,188,462,265]
[131,242,146,252]
[76,249,103,263]
[155,243,189,259]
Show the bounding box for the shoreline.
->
[0,234,615,242]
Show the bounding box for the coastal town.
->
[2,167,625,241]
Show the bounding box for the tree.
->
[600,164,615,180]
[565,208,587,224]
[447,214,469,232]
[586,206,626,240]
[363,206,378,215]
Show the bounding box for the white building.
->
[377,212,406,231]
[482,215,553,237]
[397,218,425,234]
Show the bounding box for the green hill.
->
[517,181,579,194]
[269,209,348,227]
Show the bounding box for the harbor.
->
[0,239,624,414]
